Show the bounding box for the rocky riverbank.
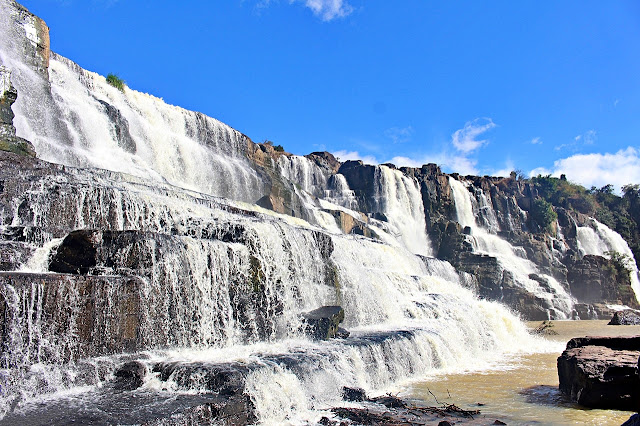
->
[558,335,640,411]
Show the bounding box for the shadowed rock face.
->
[0,272,142,364]
[557,336,640,411]
[567,255,638,309]
[0,66,36,157]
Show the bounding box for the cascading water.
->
[372,165,433,256]
[277,155,328,198]
[0,1,554,422]
[449,177,575,318]
[577,219,640,303]
[0,4,266,204]
[0,164,551,424]
[325,173,359,210]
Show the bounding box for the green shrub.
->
[605,250,633,281]
[106,73,125,92]
[274,144,284,152]
[530,198,557,233]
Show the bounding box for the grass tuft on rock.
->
[106,73,126,92]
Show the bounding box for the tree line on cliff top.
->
[527,174,640,264]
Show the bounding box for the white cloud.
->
[292,0,353,20]
[384,126,413,144]
[451,118,496,154]
[529,147,640,192]
[332,150,378,165]
[530,137,542,145]
[557,129,597,151]
[528,166,551,177]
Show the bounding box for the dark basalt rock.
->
[609,310,640,325]
[49,230,100,274]
[565,336,640,351]
[0,241,33,270]
[97,100,136,154]
[566,255,639,309]
[301,305,345,340]
[114,360,147,390]
[622,414,640,426]
[0,66,36,158]
[342,386,367,402]
[151,361,256,425]
[557,335,640,410]
[336,327,350,339]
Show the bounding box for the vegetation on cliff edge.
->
[528,175,640,263]
[106,73,126,92]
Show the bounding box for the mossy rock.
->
[249,255,265,293]
[0,138,36,157]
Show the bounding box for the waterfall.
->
[0,161,551,422]
[577,220,640,302]
[0,3,553,422]
[277,155,328,198]
[325,174,359,210]
[372,166,433,256]
[477,189,500,233]
[449,177,574,318]
[1,20,266,203]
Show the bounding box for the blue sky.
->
[20,0,640,190]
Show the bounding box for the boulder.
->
[557,336,640,410]
[114,361,147,390]
[342,386,367,402]
[152,361,256,425]
[301,306,345,340]
[609,310,640,325]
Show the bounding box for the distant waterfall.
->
[577,219,640,303]
[373,166,433,256]
[449,177,574,318]
[277,155,328,198]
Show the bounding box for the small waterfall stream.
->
[577,220,640,303]
[449,177,575,318]
[372,166,433,256]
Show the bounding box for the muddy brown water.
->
[408,320,640,426]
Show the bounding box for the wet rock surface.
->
[609,310,640,325]
[0,272,143,361]
[302,305,346,340]
[557,335,640,410]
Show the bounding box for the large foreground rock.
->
[557,336,640,411]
